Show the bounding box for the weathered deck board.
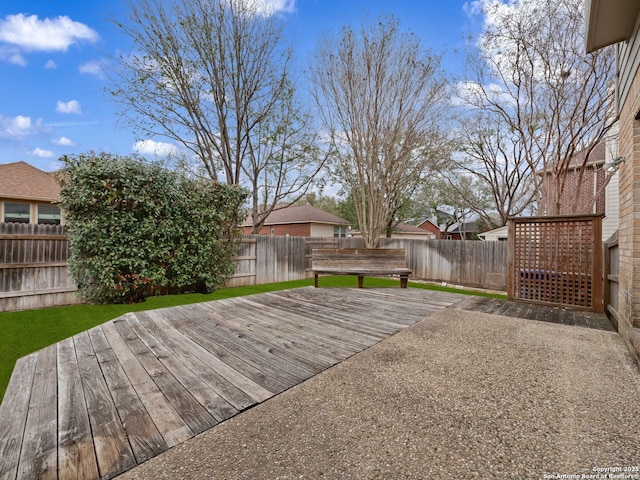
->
[221,296,380,351]
[124,313,237,423]
[111,317,216,438]
[56,337,99,480]
[250,292,403,337]
[100,320,194,449]
[136,310,265,408]
[17,345,57,480]
[209,297,367,357]
[179,305,320,378]
[74,331,137,478]
[0,287,462,480]
[454,296,615,331]
[199,300,347,368]
[172,305,314,385]
[0,354,37,480]
[87,326,168,465]
[196,303,331,372]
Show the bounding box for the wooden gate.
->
[507,215,603,312]
[604,231,620,327]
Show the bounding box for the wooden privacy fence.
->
[0,222,78,312]
[378,237,507,290]
[229,235,508,291]
[507,215,603,312]
[0,229,509,311]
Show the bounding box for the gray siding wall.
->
[617,14,640,114]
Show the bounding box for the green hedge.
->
[59,152,248,303]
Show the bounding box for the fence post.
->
[593,215,604,313]
[507,219,515,301]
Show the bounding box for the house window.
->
[333,225,347,238]
[37,205,61,225]
[4,203,30,223]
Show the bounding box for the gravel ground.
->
[117,308,640,480]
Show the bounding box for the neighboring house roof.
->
[538,142,606,175]
[566,142,606,168]
[416,218,440,230]
[0,161,60,203]
[392,222,433,235]
[242,204,351,227]
[450,220,480,235]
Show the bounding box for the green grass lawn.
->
[0,277,505,402]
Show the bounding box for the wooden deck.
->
[455,296,615,331]
[0,287,463,480]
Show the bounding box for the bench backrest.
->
[312,248,408,270]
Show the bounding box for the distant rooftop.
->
[242,204,351,227]
[0,161,60,203]
[392,222,433,234]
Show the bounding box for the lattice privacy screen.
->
[508,216,603,311]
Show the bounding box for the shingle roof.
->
[0,161,60,202]
[242,204,351,226]
[416,218,440,229]
[450,220,481,235]
[392,222,433,234]
[538,141,607,174]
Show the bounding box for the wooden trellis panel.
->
[507,215,603,312]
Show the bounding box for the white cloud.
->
[260,0,296,14]
[462,1,483,17]
[31,147,55,158]
[0,46,26,65]
[0,115,42,139]
[133,139,180,158]
[0,14,99,52]
[79,60,106,79]
[56,100,82,115]
[52,136,75,146]
[44,59,56,69]
[242,0,296,16]
[452,80,514,107]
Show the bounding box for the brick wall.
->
[418,221,442,238]
[542,166,605,215]
[616,56,640,364]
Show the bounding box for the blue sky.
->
[0,0,481,172]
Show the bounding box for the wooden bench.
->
[311,248,412,288]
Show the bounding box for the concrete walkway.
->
[117,307,640,480]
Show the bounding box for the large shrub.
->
[59,152,247,303]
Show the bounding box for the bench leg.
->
[314,274,319,288]
[358,275,364,288]
[400,276,408,288]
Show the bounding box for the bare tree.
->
[110,0,326,232]
[446,110,537,227]
[310,16,451,247]
[417,174,482,238]
[462,0,615,215]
